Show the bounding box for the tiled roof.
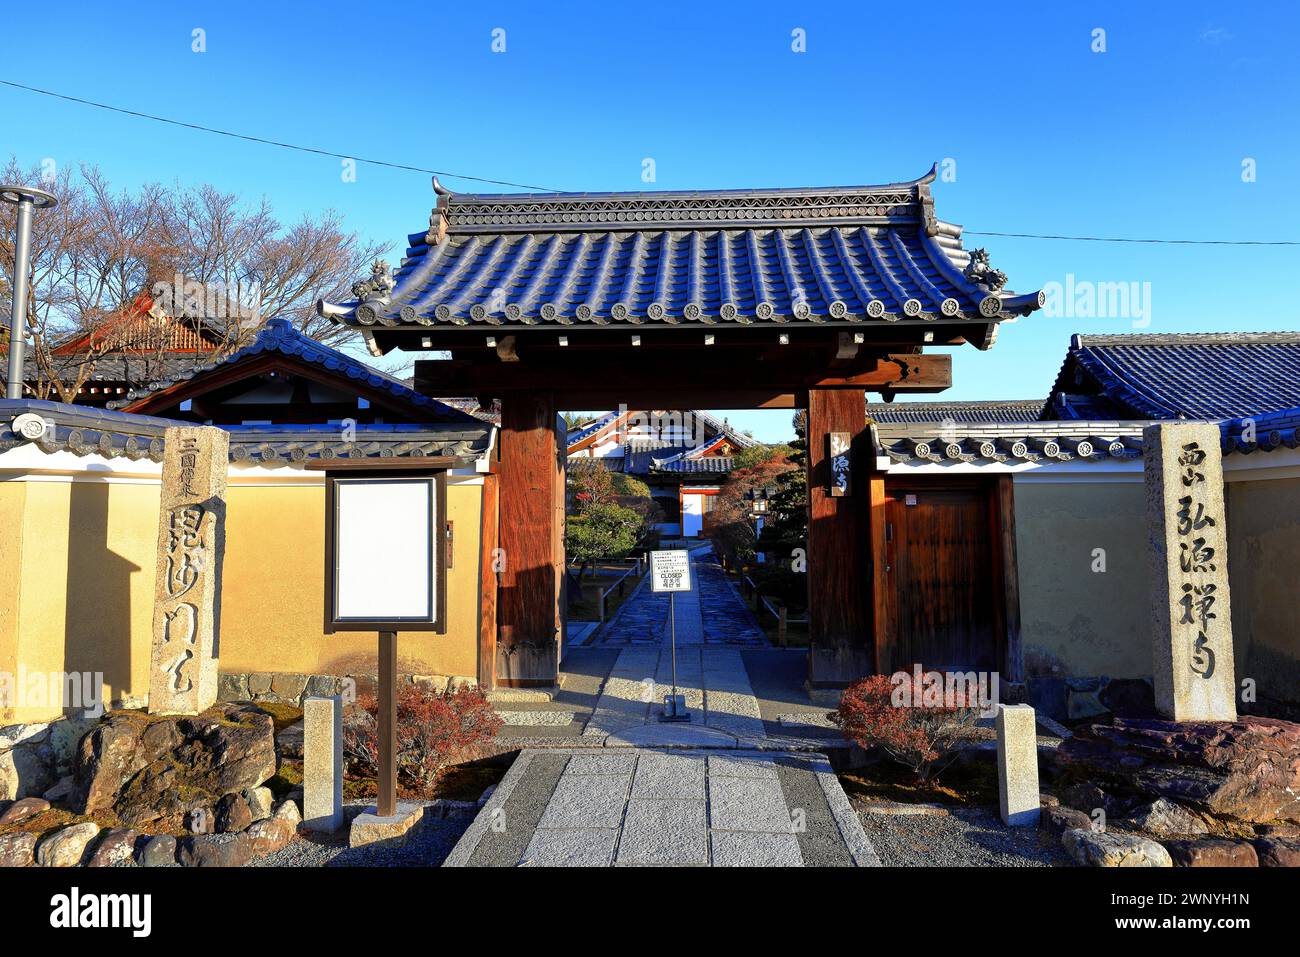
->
[1048,332,1300,421]
[867,399,1045,425]
[106,317,474,422]
[0,399,491,465]
[873,418,1147,465]
[566,409,757,451]
[322,168,1043,332]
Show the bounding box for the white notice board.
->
[331,477,439,626]
[650,550,692,593]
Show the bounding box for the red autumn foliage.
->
[833,672,983,783]
[343,683,504,798]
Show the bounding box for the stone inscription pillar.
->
[1143,422,1236,722]
[147,426,228,715]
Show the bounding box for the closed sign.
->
[650,550,692,593]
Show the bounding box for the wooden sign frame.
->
[322,470,448,634]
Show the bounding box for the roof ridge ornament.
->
[963,248,1009,292]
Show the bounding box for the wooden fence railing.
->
[739,573,808,647]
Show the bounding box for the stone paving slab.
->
[616,800,708,865]
[445,748,878,867]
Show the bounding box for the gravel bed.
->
[854,799,1071,867]
[250,802,471,867]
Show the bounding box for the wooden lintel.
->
[414,353,950,398]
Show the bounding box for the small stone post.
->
[1143,423,1237,721]
[996,704,1039,826]
[303,694,344,833]
[147,426,227,715]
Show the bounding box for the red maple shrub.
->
[833,672,983,784]
[343,683,504,798]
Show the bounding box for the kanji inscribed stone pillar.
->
[1143,423,1236,722]
[147,426,228,715]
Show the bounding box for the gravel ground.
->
[855,800,1071,867]
[250,802,470,867]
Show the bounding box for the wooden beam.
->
[414,353,950,398]
[495,392,562,686]
[806,387,874,687]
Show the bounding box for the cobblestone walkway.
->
[444,748,879,867]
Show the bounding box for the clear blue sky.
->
[2,1,1297,442]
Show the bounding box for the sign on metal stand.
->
[650,549,692,722]
[316,466,448,818]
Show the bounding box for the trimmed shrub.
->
[343,684,503,798]
[833,673,983,784]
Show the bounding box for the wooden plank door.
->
[881,480,1001,674]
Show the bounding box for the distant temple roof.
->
[109,317,475,423]
[1047,332,1300,421]
[320,167,1043,338]
[867,399,1045,425]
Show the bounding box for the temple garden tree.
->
[754,415,810,610]
[703,444,796,568]
[0,158,387,402]
[565,502,644,589]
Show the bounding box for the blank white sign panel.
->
[335,479,434,620]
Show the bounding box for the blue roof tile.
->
[324,168,1042,331]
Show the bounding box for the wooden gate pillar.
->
[496,392,564,686]
[806,387,874,687]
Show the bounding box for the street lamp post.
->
[2,185,58,400]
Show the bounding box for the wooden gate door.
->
[879,479,1003,674]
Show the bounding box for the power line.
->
[2,78,1297,246]
[965,230,1300,246]
[0,78,563,192]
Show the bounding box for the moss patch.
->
[266,759,303,799]
[254,702,304,733]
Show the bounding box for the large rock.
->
[215,793,253,833]
[35,822,101,867]
[137,835,177,867]
[1041,805,1093,839]
[1121,798,1210,836]
[0,742,55,800]
[1063,828,1173,867]
[72,703,276,825]
[1253,837,1300,867]
[1055,716,1300,825]
[87,828,144,867]
[0,831,38,867]
[246,801,300,857]
[1099,678,1157,718]
[1164,838,1258,867]
[178,832,253,868]
[0,796,50,827]
[244,786,274,823]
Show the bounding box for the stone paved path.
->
[580,645,766,743]
[444,748,879,867]
[455,544,879,866]
[599,544,765,647]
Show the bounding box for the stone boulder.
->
[1062,828,1173,867]
[215,793,253,833]
[0,741,55,801]
[244,786,274,822]
[0,831,38,867]
[1253,837,1300,867]
[1164,837,1258,867]
[1055,716,1300,825]
[178,832,253,868]
[246,800,300,857]
[35,822,101,867]
[87,828,144,867]
[1120,798,1210,836]
[0,796,50,827]
[1040,805,1093,839]
[137,834,177,867]
[73,703,276,826]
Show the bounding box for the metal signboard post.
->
[314,464,448,817]
[650,549,692,722]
